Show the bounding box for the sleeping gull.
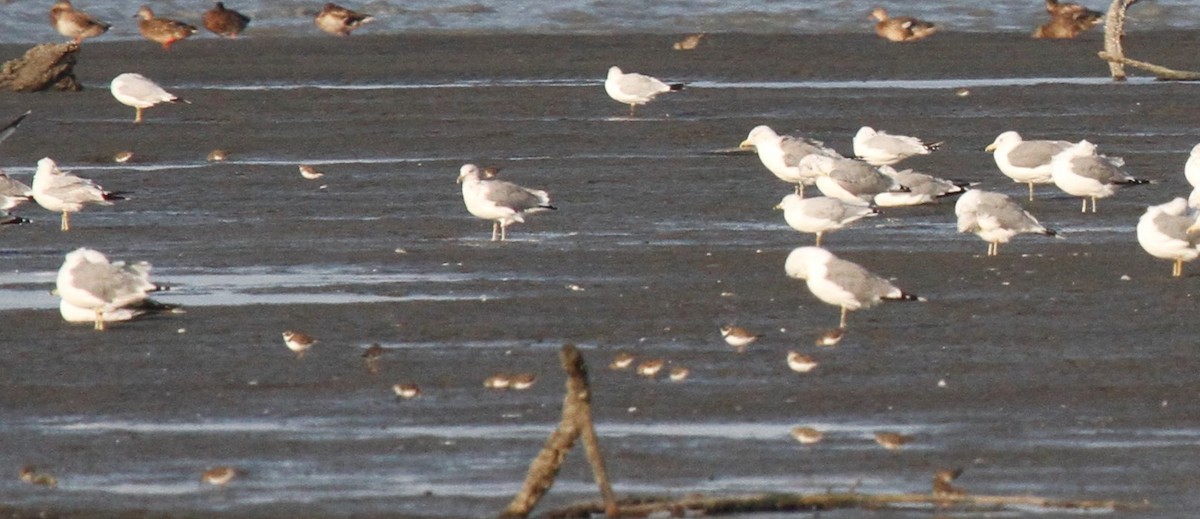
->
[775,194,877,246]
[56,247,167,331]
[955,189,1056,256]
[457,164,556,241]
[800,155,923,206]
[0,171,33,212]
[32,157,125,231]
[1184,144,1200,208]
[784,246,921,329]
[986,131,1071,201]
[739,125,841,194]
[604,66,683,117]
[1136,198,1200,277]
[877,165,967,204]
[853,126,940,166]
[110,73,190,124]
[1050,140,1149,213]
[59,298,182,325]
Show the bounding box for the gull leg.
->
[1080,198,1087,213]
[1174,259,1182,277]
[815,232,823,247]
[491,222,499,241]
[500,223,508,241]
[1028,182,1035,201]
[61,211,70,231]
[629,104,636,117]
[795,184,804,196]
[1090,197,1097,213]
[94,309,105,331]
[135,107,143,124]
[839,307,848,329]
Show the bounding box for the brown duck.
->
[136,5,197,50]
[50,0,111,44]
[1045,0,1103,22]
[203,2,251,38]
[870,7,937,42]
[314,3,374,36]
[1033,11,1101,39]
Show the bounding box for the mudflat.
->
[0,31,1198,518]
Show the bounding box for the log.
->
[1098,51,1200,80]
[0,43,82,92]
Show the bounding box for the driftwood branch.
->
[499,344,617,519]
[1098,51,1200,80]
[1099,0,1199,81]
[539,491,1146,518]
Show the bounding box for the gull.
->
[1185,144,1200,208]
[56,248,167,331]
[32,157,125,231]
[955,189,1056,256]
[785,246,920,329]
[60,298,182,325]
[1050,140,1149,213]
[1136,198,1200,278]
[876,165,967,205]
[457,164,555,241]
[739,125,841,194]
[315,3,374,36]
[604,66,683,117]
[110,73,190,124]
[0,110,30,146]
[203,2,250,39]
[870,8,937,43]
[986,131,1071,201]
[0,171,33,212]
[800,155,920,205]
[136,5,197,50]
[853,126,940,166]
[775,194,877,246]
[50,0,110,44]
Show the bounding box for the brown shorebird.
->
[203,2,250,38]
[50,0,110,43]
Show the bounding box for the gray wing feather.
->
[1008,140,1069,168]
[44,174,107,203]
[779,136,837,166]
[0,173,32,197]
[617,73,667,96]
[831,161,893,195]
[824,258,896,306]
[975,192,1043,231]
[482,180,548,211]
[1068,155,1123,182]
[71,262,150,303]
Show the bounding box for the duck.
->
[203,2,251,39]
[870,7,937,42]
[314,3,374,36]
[136,5,197,50]
[49,0,110,44]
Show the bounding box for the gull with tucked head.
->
[32,157,125,231]
[853,126,940,166]
[56,247,167,331]
[457,164,556,241]
[604,66,683,117]
[785,246,921,329]
[1136,198,1200,278]
[110,73,189,124]
[955,189,1056,256]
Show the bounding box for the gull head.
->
[854,126,877,143]
[36,157,61,177]
[774,193,804,211]
[740,125,777,149]
[606,66,622,80]
[1066,139,1097,157]
[456,163,480,184]
[986,131,1021,153]
[785,246,833,280]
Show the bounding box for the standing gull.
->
[135,6,197,50]
[457,164,555,241]
[877,165,967,204]
[1050,140,1149,213]
[986,131,1071,201]
[110,73,189,124]
[315,3,374,36]
[784,246,921,329]
[604,66,683,117]
[49,0,110,43]
[1184,144,1200,208]
[775,194,877,247]
[56,248,167,331]
[955,189,1056,256]
[853,126,940,166]
[32,157,125,231]
[739,125,841,194]
[800,155,920,206]
[203,2,251,38]
[0,172,33,213]
[1136,198,1200,277]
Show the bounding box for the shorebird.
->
[955,189,1056,256]
[457,164,556,241]
[720,325,762,353]
[869,7,937,42]
[281,331,316,358]
[32,158,125,231]
[852,126,940,166]
[299,165,325,179]
[932,468,966,496]
[110,73,190,124]
[604,66,683,117]
[785,246,921,329]
[509,373,536,390]
[49,0,110,43]
[484,373,511,389]
[791,426,824,445]
[201,466,237,487]
[873,431,914,450]
[776,194,877,246]
[113,151,134,163]
[609,352,635,370]
[314,3,374,36]
[135,5,197,50]
[986,131,1071,200]
[56,248,166,331]
[786,351,818,373]
[207,149,229,162]
[636,359,665,378]
[673,33,705,51]
[668,366,689,382]
[1050,140,1150,213]
[392,382,421,399]
[1137,198,1200,277]
[739,125,841,195]
[815,328,845,346]
[19,466,57,487]
[203,2,250,38]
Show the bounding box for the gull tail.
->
[1042,227,1058,237]
[885,290,924,303]
[925,141,944,151]
[1117,178,1151,186]
[668,83,685,91]
[170,96,192,105]
[539,204,558,211]
[0,110,30,145]
[0,213,29,225]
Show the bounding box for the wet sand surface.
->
[1,32,1199,517]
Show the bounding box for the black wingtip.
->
[541,204,558,211]
[1043,228,1058,237]
[104,191,130,201]
[669,83,685,91]
[925,141,944,151]
[1,214,30,225]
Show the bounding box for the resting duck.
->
[870,7,937,43]
[1033,11,1101,39]
[49,0,110,44]
[314,3,374,36]
[1045,0,1103,22]
[136,6,197,50]
[203,2,251,38]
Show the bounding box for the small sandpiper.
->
[609,351,635,370]
[509,373,536,390]
[932,468,966,496]
[874,431,914,450]
[673,33,705,50]
[636,359,665,378]
[790,426,824,445]
[392,382,421,400]
[786,351,818,373]
[484,373,511,389]
[668,366,689,382]
[19,466,57,487]
[815,328,845,347]
[281,331,316,359]
[112,150,134,163]
[720,325,762,353]
[361,343,383,373]
[299,165,325,179]
[206,149,228,162]
[201,466,237,487]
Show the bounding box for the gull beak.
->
[456,174,466,184]
[773,204,782,210]
[1188,221,1200,236]
[738,139,755,150]
[984,143,997,152]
